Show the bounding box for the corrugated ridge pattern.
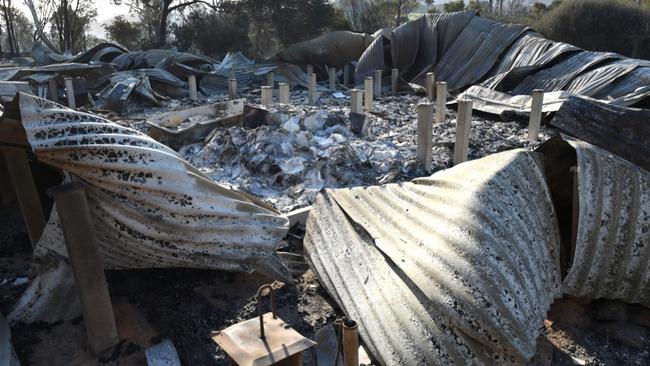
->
[563,141,650,306]
[433,16,527,91]
[511,51,621,94]
[480,34,578,90]
[19,93,290,277]
[305,150,562,365]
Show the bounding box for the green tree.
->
[535,0,650,59]
[104,15,143,50]
[171,7,249,57]
[112,0,218,47]
[240,0,348,58]
[443,0,465,13]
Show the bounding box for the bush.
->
[171,9,250,58]
[534,0,650,59]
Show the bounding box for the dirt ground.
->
[2,201,649,365]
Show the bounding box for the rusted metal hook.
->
[256,283,278,339]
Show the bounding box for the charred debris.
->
[1,10,649,366]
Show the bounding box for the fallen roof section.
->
[563,138,650,307]
[17,93,291,280]
[353,10,650,113]
[305,149,562,364]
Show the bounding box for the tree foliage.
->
[443,0,465,12]
[104,15,143,50]
[49,0,97,53]
[534,0,650,59]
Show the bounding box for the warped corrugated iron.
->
[479,33,579,90]
[353,11,650,112]
[563,139,650,306]
[305,149,562,365]
[18,93,291,280]
[271,31,374,68]
[433,16,527,91]
[511,51,622,95]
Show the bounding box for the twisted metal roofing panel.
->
[479,33,579,90]
[18,93,291,279]
[432,16,527,91]
[563,140,650,306]
[511,51,622,95]
[304,149,562,365]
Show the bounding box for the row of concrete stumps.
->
[247,66,545,173]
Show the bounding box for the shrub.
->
[534,0,650,59]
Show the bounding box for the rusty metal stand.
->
[48,181,119,355]
[2,147,45,247]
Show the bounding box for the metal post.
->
[49,182,119,355]
[328,67,337,89]
[308,73,317,105]
[350,89,363,114]
[261,86,273,106]
[417,103,434,173]
[426,72,435,101]
[48,78,58,102]
[266,72,274,88]
[188,75,198,101]
[374,70,382,97]
[364,77,373,112]
[64,77,76,109]
[453,99,473,166]
[306,64,313,75]
[342,320,359,366]
[343,65,350,87]
[435,81,447,124]
[2,148,45,247]
[391,68,399,96]
[528,89,544,141]
[228,78,237,99]
[278,83,290,104]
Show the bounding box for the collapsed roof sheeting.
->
[18,93,291,280]
[354,11,650,112]
[271,31,374,68]
[479,33,579,90]
[155,52,216,80]
[31,41,127,66]
[510,51,623,95]
[563,139,650,306]
[432,16,528,91]
[305,149,562,364]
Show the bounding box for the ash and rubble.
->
[167,89,551,212]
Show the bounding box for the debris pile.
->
[0,8,649,366]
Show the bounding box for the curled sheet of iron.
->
[563,140,650,306]
[18,93,291,279]
[271,31,374,68]
[305,149,562,365]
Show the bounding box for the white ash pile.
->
[180,90,552,212]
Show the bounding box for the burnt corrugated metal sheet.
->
[272,31,374,68]
[479,33,578,90]
[353,11,650,112]
[511,51,622,95]
[433,16,527,91]
[305,149,562,365]
[563,139,650,306]
[18,93,291,279]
